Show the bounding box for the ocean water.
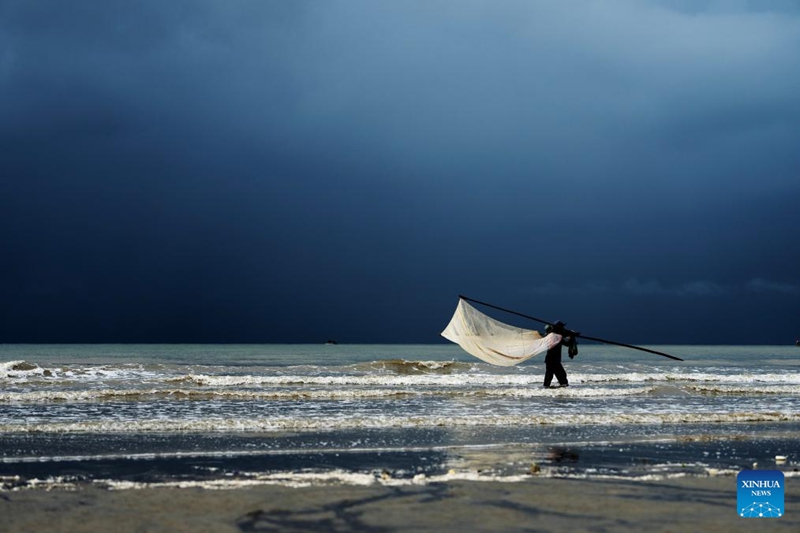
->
[1,343,799,489]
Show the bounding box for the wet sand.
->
[2,476,799,533]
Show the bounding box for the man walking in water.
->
[543,321,578,388]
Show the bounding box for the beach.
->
[3,476,799,533]
[2,344,799,531]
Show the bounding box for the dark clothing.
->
[543,343,568,387]
[543,331,577,387]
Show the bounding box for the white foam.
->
[96,469,535,490]
[174,373,540,387]
[576,372,800,385]
[0,360,46,379]
[5,361,800,391]
[173,370,800,388]
[687,384,800,395]
[0,388,420,403]
[0,361,167,384]
[473,386,655,398]
[0,384,661,403]
[24,466,744,491]
[4,411,800,434]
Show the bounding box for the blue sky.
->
[1,1,799,343]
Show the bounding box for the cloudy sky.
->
[2,0,799,344]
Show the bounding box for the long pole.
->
[576,333,683,361]
[459,294,552,326]
[458,294,684,362]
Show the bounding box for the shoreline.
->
[2,476,799,532]
[4,429,799,491]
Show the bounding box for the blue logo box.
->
[738,470,784,518]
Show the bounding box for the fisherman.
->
[543,321,578,388]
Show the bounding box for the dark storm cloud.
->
[1,1,799,343]
[623,280,728,297]
[746,278,800,295]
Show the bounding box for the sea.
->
[1,343,799,490]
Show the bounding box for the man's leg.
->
[555,363,568,386]
[543,364,554,387]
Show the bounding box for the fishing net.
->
[441,298,561,366]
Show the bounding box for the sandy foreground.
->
[1,476,799,533]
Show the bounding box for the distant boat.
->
[325,340,338,345]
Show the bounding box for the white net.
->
[441,298,561,366]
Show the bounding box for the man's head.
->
[553,320,566,333]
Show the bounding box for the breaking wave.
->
[5,359,800,389]
[0,360,169,383]
[353,359,475,374]
[0,360,50,379]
